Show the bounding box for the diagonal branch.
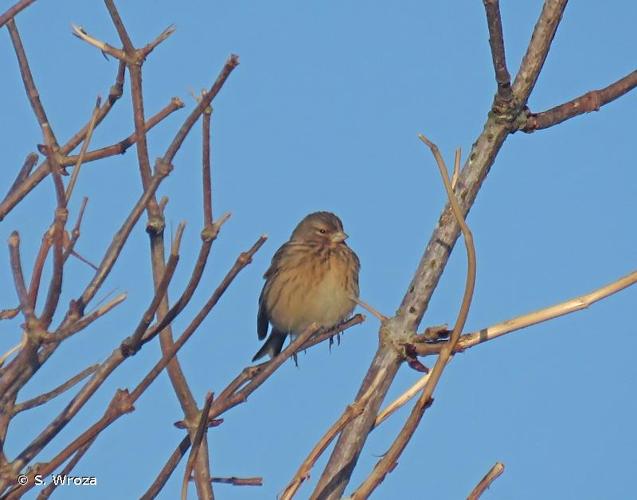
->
[467,462,505,500]
[483,0,513,107]
[351,139,477,498]
[313,4,572,497]
[281,368,387,500]
[0,0,36,28]
[520,70,637,132]
[0,61,126,220]
[181,392,215,500]
[377,267,637,426]
[511,0,568,104]
[60,97,184,167]
[7,18,59,148]
[12,364,99,415]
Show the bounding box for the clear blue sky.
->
[1,1,636,498]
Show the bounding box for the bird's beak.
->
[331,231,348,243]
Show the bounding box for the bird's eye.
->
[318,228,327,234]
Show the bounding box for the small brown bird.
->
[252,211,360,361]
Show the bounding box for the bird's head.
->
[291,211,348,246]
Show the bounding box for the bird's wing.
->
[257,241,291,339]
[257,283,269,340]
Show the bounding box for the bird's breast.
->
[266,247,358,336]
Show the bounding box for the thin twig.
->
[511,0,568,103]
[8,237,266,496]
[5,153,38,199]
[373,372,431,429]
[78,165,171,311]
[142,436,191,499]
[202,100,213,225]
[412,267,637,358]
[71,24,126,60]
[353,298,386,322]
[129,235,267,403]
[103,0,134,52]
[0,335,26,369]
[140,24,176,57]
[296,314,365,352]
[52,292,127,343]
[7,19,59,148]
[163,54,239,164]
[139,213,232,345]
[467,462,505,500]
[483,0,513,106]
[65,97,102,202]
[0,308,20,321]
[121,223,186,354]
[521,70,637,132]
[60,97,184,167]
[451,148,461,190]
[0,61,126,220]
[351,136,477,497]
[181,392,215,500]
[147,317,362,498]
[281,369,387,500]
[0,0,37,28]
[36,442,95,499]
[211,476,262,486]
[8,232,35,321]
[62,197,89,264]
[12,364,99,414]
[210,322,320,419]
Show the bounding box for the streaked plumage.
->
[252,212,360,361]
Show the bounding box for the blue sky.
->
[1,1,636,498]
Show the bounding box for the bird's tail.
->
[251,330,287,362]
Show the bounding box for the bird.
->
[252,211,360,362]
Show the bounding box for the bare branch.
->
[7,19,59,148]
[211,476,262,487]
[140,24,176,57]
[142,436,191,499]
[181,392,214,500]
[103,0,134,52]
[378,268,637,426]
[53,293,126,343]
[467,462,505,500]
[0,61,126,220]
[78,165,171,311]
[351,137,477,497]
[6,236,265,496]
[482,0,513,106]
[61,97,184,167]
[121,223,185,355]
[163,54,239,164]
[353,298,386,322]
[5,153,38,200]
[140,213,232,345]
[0,0,37,28]
[202,101,213,225]
[36,442,94,499]
[62,196,89,264]
[315,5,574,497]
[296,314,365,352]
[520,70,637,132]
[0,308,20,321]
[129,235,267,403]
[65,97,102,203]
[511,0,568,104]
[281,369,387,500]
[71,24,126,61]
[8,231,35,321]
[12,364,99,414]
